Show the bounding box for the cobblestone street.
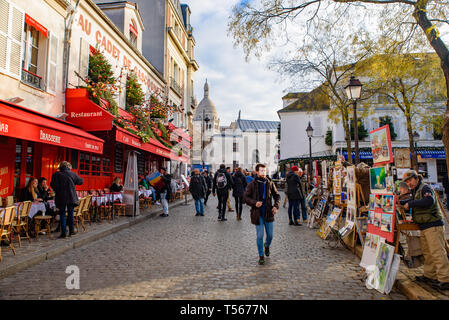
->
[0,196,406,300]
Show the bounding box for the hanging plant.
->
[125,71,145,110]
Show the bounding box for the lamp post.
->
[306,121,314,185]
[201,109,210,170]
[345,76,363,165]
[413,131,420,171]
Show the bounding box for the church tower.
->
[192,80,220,166]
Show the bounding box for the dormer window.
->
[129,19,138,47]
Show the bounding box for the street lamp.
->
[345,75,363,165]
[413,131,420,170]
[306,121,314,186]
[201,109,210,170]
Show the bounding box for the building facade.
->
[0,0,195,198]
[193,80,280,174]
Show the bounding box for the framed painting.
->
[370,125,393,166]
[370,166,388,194]
[394,148,411,169]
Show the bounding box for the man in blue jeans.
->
[50,161,83,238]
[244,164,281,265]
[286,166,303,226]
[298,169,308,223]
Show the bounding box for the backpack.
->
[216,172,228,189]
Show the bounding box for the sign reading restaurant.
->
[76,12,163,95]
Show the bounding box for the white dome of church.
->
[194,80,218,121]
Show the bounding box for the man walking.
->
[213,164,233,221]
[158,167,172,217]
[232,167,247,221]
[286,166,303,226]
[50,161,83,238]
[244,164,281,265]
[203,170,213,205]
[298,168,308,223]
[403,170,449,290]
[226,167,235,212]
[190,169,207,216]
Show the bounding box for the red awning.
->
[0,100,104,154]
[115,126,188,163]
[25,14,48,38]
[66,89,115,132]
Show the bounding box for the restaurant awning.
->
[0,100,104,154]
[115,126,189,163]
[417,149,446,159]
[66,88,115,132]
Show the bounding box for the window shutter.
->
[9,5,23,77]
[0,0,8,70]
[313,116,322,136]
[0,1,23,78]
[47,32,58,93]
[78,37,89,87]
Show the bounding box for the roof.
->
[278,85,330,114]
[237,119,279,132]
[282,92,306,100]
[194,80,218,121]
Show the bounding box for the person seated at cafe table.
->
[19,177,43,203]
[138,175,150,190]
[37,177,57,218]
[110,177,124,192]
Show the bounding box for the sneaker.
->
[431,281,449,290]
[160,213,168,217]
[221,217,227,221]
[156,201,161,206]
[200,213,205,216]
[258,256,265,265]
[195,213,200,216]
[264,245,270,257]
[416,275,438,285]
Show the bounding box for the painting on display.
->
[394,148,411,169]
[369,166,388,194]
[370,125,393,166]
[356,217,369,245]
[317,207,342,240]
[367,194,397,242]
[369,195,375,211]
[371,242,395,294]
[346,205,357,225]
[360,233,385,269]
[386,175,395,193]
[321,161,328,189]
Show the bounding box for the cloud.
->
[183,0,288,126]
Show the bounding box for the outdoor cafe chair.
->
[0,206,17,262]
[82,195,93,226]
[74,197,87,233]
[12,201,32,247]
[5,196,14,207]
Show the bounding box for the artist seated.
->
[110,177,124,192]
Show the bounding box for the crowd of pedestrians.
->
[188,163,309,265]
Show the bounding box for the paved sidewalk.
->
[0,198,191,280]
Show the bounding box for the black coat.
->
[286,172,304,200]
[204,175,212,190]
[232,171,247,198]
[189,174,207,200]
[19,188,38,202]
[37,185,53,202]
[443,174,449,194]
[50,168,83,207]
[110,183,123,192]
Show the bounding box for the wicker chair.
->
[0,206,17,262]
[74,197,87,232]
[12,201,32,247]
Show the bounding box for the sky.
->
[183,0,290,126]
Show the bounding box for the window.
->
[233,142,238,153]
[130,29,137,47]
[79,152,112,177]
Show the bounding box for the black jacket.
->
[232,171,247,198]
[19,187,38,202]
[443,174,449,194]
[204,175,213,190]
[37,185,53,202]
[157,174,172,200]
[190,174,207,200]
[110,183,123,192]
[212,169,234,194]
[286,172,304,200]
[50,167,83,207]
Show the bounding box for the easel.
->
[347,183,367,252]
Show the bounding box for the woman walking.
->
[232,167,247,220]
